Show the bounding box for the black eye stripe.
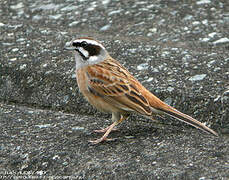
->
[72,42,81,47]
[72,41,88,48]
[72,41,101,58]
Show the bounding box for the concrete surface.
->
[0,0,229,179]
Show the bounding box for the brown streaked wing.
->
[86,59,153,115]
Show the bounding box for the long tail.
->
[147,94,218,136]
[161,104,218,136]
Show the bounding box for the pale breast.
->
[76,68,121,113]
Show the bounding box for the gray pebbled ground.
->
[0,103,228,179]
[0,0,229,179]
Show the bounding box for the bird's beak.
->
[64,41,76,51]
[64,46,76,51]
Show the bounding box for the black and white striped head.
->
[66,37,109,69]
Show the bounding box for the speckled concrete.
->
[0,0,229,179]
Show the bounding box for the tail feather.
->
[144,88,218,136]
[158,105,218,136]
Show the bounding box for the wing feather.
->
[86,58,152,115]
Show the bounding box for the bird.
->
[64,37,218,144]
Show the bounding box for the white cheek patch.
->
[88,55,99,62]
[78,47,89,58]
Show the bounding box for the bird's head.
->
[65,37,109,69]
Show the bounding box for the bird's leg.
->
[93,124,119,133]
[90,114,129,144]
[89,121,119,144]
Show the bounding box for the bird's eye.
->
[81,41,88,47]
